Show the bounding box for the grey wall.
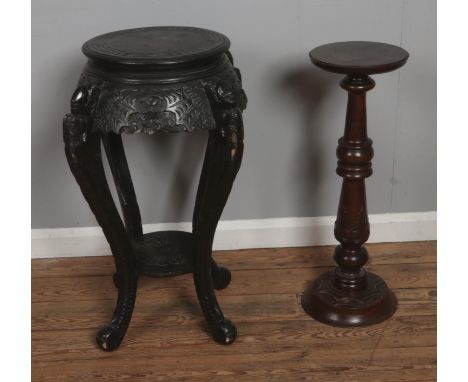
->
[32,0,436,229]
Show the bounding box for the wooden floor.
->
[32,241,436,381]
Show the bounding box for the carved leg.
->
[102,133,143,290]
[192,105,244,345]
[193,135,231,291]
[63,87,137,351]
[102,133,143,241]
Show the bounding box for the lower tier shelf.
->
[134,231,194,277]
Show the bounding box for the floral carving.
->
[314,272,388,310]
[77,59,246,135]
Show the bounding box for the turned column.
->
[333,74,374,292]
[301,41,409,326]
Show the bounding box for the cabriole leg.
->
[63,87,138,351]
[192,97,244,344]
[102,133,143,289]
[102,133,143,241]
[193,131,232,292]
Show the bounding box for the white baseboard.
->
[31,211,436,259]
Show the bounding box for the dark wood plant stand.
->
[301,42,409,326]
[63,27,247,351]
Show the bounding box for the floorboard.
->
[32,241,436,381]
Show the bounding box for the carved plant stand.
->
[63,27,247,351]
[301,42,409,326]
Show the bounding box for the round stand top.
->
[309,41,409,75]
[82,26,230,66]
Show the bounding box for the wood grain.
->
[32,241,436,381]
[31,241,436,278]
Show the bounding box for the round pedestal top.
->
[82,26,230,66]
[309,41,409,75]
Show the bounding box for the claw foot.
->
[213,266,231,290]
[213,319,237,345]
[96,325,123,351]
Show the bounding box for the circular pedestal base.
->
[135,231,194,277]
[301,270,397,327]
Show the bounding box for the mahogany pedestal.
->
[301,42,409,326]
[63,27,247,350]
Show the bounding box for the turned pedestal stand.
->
[301,42,409,326]
[63,27,247,350]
